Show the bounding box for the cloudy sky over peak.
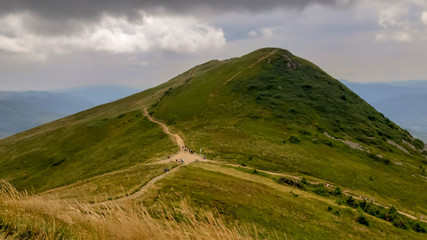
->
[1,0,427,90]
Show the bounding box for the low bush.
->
[357,214,370,226]
[288,136,301,144]
[333,187,342,196]
[313,185,329,196]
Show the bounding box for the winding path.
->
[108,108,205,203]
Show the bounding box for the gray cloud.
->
[0,0,351,20]
[0,0,354,37]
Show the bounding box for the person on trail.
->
[164,168,167,172]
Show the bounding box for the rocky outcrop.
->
[324,132,369,152]
[387,139,410,154]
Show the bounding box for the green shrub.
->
[357,214,370,226]
[301,177,307,185]
[410,221,426,233]
[383,158,391,165]
[336,198,344,205]
[412,138,425,150]
[313,185,329,196]
[346,196,359,208]
[299,129,311,136]
[288,136,301,144]
[390,216,409,230]
[278,177,304,189]
[333,187,342,196]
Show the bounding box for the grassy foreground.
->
[0,180,255,240]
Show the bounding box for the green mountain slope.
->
[0,48,426,239]
[151,48,427,215]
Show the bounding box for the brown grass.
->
[0,180,256,240]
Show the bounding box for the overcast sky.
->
[1,0,427,91]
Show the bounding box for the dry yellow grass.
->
[0,180,256,240]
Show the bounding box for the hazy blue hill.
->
[342,80,427,103]
[0,91,93,138]
[388,80,427,89]
[53,84,141,105]
[342,80,427,142]
[374,94,427,140]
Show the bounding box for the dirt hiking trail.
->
[109,108,206,203]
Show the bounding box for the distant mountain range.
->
[0,85,141,139]
[342,80,427,142]
[51,85,142,105]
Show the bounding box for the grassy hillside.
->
[151,48,427,215]
[0,48,426,239]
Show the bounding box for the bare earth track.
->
[104,108,206,203]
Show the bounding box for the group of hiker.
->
[359,195,375,203]
[175,158,185,163]
[183,145,195,154]
[162,145,208,172]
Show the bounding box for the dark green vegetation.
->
[0,48,426,239]
[274,170,426,233]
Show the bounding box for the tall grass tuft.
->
[0,180,255,239]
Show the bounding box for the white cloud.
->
[248,30,258,37]
[422,11,427,25]
[377,2,408,28]
[0,12,226,61]
[364,0,427,42]
[260,27,274,38]
[247,28,274,38]
[375,33,387,42]
[394,31,412,42]
[375,31,412,42]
